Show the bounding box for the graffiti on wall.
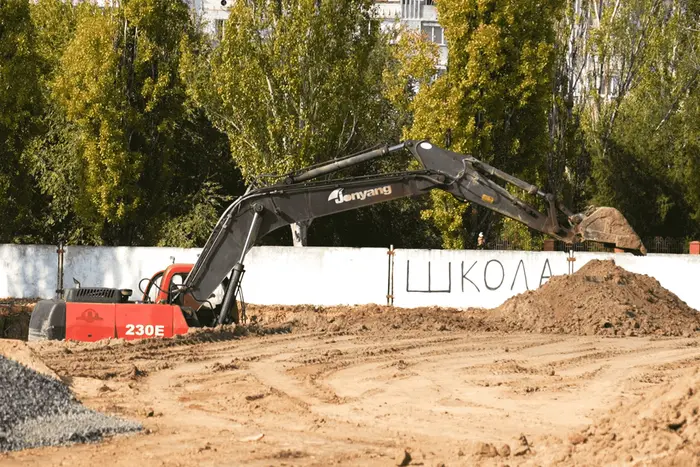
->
[405,258,553,293]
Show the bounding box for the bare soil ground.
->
[2,260,700,466]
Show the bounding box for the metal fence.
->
[488,238,528,251]
[553,237,689,254]
[489,236,691,254]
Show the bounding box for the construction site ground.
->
[3,260,700,466]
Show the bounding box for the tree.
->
[39,0,240,246]
[410,0,562,248]
[181,0,394,246]
[547,0,591,211]
[19,0,86,244]
[580,0,700,238]
[0,0,42,242]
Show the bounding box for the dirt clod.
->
[568,432,586,445]
[472,441,499,457]
[497,443,511,457]
[396,449,412,466]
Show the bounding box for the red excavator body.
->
[29,263,198,342]
[64,303,190,342]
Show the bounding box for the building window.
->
[421,24,444,45]
[215,19,225,41]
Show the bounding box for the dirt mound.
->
[0,299,36,340]
[493,260,700,337]
[560,367,700,465]
[244,304,494,334]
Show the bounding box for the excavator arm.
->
[179,140,645,324]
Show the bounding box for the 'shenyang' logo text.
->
[327,186,392,204]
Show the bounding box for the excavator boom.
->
[178,140,645,324]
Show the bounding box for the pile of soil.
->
[492,260,700,337]
[244,304,495,334]
[0,299,37,340]
[562,367,700,465]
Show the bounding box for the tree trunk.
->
[290,220,312,247]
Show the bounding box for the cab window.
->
[169,273,188,297]
[145,273,163,303]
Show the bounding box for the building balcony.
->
[374,1,439,22]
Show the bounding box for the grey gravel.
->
[0,355,141,452]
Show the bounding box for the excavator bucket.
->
[574,207,647,255]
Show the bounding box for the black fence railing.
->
[554,236,690,254]
[488,238,529,251]
[488,236,692,254]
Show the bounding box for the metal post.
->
[56,242,65,299]
[386,245,395,306]
[567,249,576,275]
[217,206,264,325]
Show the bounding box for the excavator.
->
[28,140,646,342]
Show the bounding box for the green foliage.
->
[157,181,233,248]
[0,0,42,243]
[181,0,444,247]
[53,1,182,229]
[581,0,700,237]
[4,0,698,251]
[419,191,468,249]
[182,0,391,181]
[36,0,238,245]
[410,0,561,248]
[381,25,440,139]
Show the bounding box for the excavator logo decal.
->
[76,309,103,323]
[328,186,392,204]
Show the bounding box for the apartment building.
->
[374,0,447,69]
[188,0,230,39]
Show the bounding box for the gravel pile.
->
[0,355,141,452]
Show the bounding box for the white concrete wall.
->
[0,245,698,311]
[0,245,57,298]
[242,246,388,306]
[392,250,700,311]
[63,246,203,298]
[392,249,567,309]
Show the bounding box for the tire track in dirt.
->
[6,330,700,467]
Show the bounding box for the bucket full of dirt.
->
[493,259,700,337]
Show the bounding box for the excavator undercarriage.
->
[28,139,646,341]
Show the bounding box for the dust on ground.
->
[1,259,699,466]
